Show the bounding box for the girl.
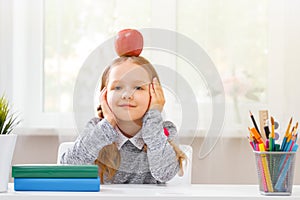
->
[60,56,186,184]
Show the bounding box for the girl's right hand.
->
[100,87,117,127]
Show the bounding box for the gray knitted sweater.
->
[60,109,180,184]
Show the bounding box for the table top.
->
[1,183,300,200]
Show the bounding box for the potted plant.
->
[0,95,19,192]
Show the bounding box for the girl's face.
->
[106,60,151,122]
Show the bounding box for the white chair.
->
[57,142,74,164]
[167,144,193,185]
[57,142,192,184]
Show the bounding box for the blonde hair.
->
[94,56,187,183]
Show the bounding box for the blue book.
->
[14,177,100,192]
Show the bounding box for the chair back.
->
[57,142,74,164]
[167,144,193,185]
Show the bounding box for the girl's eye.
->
[135,86,143,90]
[114,86,122,90]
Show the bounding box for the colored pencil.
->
[250,111,261,135]
[269,117,275,151]
[264,126,270,139]
[281,117,293,151]
[258,143,274,192]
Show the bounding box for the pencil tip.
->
[249,110,252,115]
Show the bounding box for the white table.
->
[1,183,300,200]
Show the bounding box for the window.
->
[3,0,298,137]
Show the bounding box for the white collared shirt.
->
[115,127,145,150]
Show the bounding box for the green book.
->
[12,164,99,178]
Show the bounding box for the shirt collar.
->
[115,127,145,150]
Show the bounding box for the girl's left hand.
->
[149,77,165,112]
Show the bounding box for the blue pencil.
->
[275,155,292,191]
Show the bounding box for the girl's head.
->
[99,56,160,122]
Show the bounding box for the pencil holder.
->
[253,151,296,196]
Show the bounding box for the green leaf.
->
[0,95,20,134]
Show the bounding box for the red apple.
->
[115,29,144,57]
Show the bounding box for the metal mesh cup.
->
[254,151,296,196]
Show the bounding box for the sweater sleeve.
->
[60,118,118,164]
[142,109,180,182]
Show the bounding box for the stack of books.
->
[12,164,100,191]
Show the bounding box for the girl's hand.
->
[100,87,117,127]
[149,77,165,112]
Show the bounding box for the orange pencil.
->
[250,127,264,145]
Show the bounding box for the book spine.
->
[12,167,99,178]
[14,177,100,192]
[12,171,98,178]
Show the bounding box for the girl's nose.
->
[121,89,134,100]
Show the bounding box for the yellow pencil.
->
[281,118,294,151]
[288,124,297,140]
[287,128,294,143]
[259,143,274,192]
[285,117,293,138]
[293,122,298,136]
